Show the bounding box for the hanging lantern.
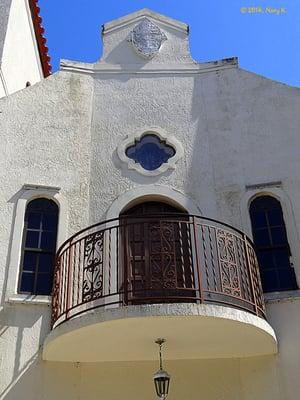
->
[153,339,171,400]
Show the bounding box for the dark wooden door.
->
[121,202,195,304]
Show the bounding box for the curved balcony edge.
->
[43,302,277,362]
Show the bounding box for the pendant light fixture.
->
[153,338,171,400]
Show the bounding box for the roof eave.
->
[28,0,51,77]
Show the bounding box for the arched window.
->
[249,195,297,292]
[18,198,59,295]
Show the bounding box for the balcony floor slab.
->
[43,303,277,362]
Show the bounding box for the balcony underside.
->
[43,303,277,362]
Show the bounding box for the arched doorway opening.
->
[120,201,196,304]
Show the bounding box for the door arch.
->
[120,201,196,304]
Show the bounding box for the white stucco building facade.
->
[1,5,300,400]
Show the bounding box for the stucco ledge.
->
[43,303,277,362]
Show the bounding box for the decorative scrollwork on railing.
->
[51,215,266,328]
[217,229,241,297]
[82,231,104,302]
[149,221,177,289]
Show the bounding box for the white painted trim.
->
[5,185,68,302]
[240,187,300,288]
[60,59,238,75]
[106,185,201,220]
[117,127,184,176]
[102,9,188,34]
[7,294,51,305]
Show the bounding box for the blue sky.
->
[39,0,300,87]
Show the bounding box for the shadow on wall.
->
[0,305,50,399]
[186,70,243,225]
[182,73,217,218]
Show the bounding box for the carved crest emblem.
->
[128,18,167,59]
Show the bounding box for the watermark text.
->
[240,7,287,14]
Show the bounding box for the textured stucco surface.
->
[0,9,300,400]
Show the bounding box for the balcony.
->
[43,214,277,362]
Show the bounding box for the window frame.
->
[5,185,67,304]
[240,186,300,296]
[249,195,297,292]
[18,198,59,296]
[117,127,184,177]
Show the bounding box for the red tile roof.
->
[28,0,51,77]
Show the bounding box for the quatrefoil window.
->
[117,129,184,176]
[125,134,176,171]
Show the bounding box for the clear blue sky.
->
[39,0,300,87]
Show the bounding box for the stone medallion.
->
[128,18,167,59]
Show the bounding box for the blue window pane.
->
[271,227,286,245]
[23,252,37,271]
[253,229,270,246]
[268,209,283,226]
[258,251,274,270]
[36,274,52,295]
[252,211,267,228]
[27,212,41,229]
[42,213,58,231]
[20,273,34,293]
[277,269,297,290]
[25,230,39,248]
[39,253,54,273]
[273,249,290,267]
[126,134,176,171]
[41,232,56,251]
[261,270,278,292]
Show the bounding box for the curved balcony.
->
[43,214,277,362]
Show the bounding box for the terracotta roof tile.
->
[28,0,51,77]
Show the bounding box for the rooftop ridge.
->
[103,8,188,34]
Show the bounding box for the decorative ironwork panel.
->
[247,244,266,313]
[217,229,241,297]
[82,231,104,302]
[149,221,177,289]
[236,238,252,302]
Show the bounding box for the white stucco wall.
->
[0,71,94,303]
[0,9,300,400]
[0,300,299,400]
[0,0,43,97]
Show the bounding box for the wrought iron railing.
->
[51,214,266,328]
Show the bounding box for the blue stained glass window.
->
[126,134,176,171]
